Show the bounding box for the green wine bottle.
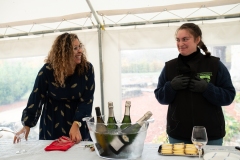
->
[122,111,152,134]
[120,101,131,129]
[109,111,153,155]
[107,102,118,129]
[95,107,108,156]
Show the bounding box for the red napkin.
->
[45,136,75,151]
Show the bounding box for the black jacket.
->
[154,49,236,141]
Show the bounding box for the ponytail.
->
[198,40,211,56]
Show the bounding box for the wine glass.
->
[13,122,27,154]
[191,126,208,159]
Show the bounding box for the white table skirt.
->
[0,139,240,160]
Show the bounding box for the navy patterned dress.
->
[21,62,95,140]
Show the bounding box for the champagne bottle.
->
[107,102,118,129]
[120,101,131,129]
[109,111,153,155]
[95,107,107,132]
[95,107,108,156]
[122,111,152,134]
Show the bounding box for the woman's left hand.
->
[69,123,82,144]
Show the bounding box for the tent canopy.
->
[1,0,240,38]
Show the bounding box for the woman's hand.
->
[69,123,82,144]
[13,126,30,144]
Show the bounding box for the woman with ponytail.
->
[154,23,235,145]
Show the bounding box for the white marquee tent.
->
[1,0,240,123]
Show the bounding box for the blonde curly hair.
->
[45,33,89,87]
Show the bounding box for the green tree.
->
[0,58,42,105]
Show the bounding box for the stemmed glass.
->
[13,121,27,154]
[191,126,208,159]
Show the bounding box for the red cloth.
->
[45,136,75,151]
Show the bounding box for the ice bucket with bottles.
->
[83,116,150,159]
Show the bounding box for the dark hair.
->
[176,23,211,56]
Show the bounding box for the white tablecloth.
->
[0,139,240,160]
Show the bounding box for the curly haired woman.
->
[13,33,95,144]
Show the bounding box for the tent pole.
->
[85,0,105,114]
[97,24,105,115]
[85,0,104,30]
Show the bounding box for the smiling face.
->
[72,38,83,65]
[176,29,200,56]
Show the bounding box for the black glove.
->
[171,75,190,91]
[189,76,208,93]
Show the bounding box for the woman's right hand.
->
[13,126,30,143]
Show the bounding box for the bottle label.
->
[122,135,129,142]
[109,135,125,151]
